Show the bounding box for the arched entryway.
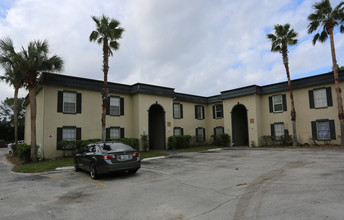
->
[231,104,249,146]
[148,104,166,150]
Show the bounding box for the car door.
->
[82,145,96,171]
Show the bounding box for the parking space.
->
[1,148,344,220]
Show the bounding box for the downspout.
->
[41,85,45,159]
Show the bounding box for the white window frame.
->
[215,104,223,119]
[196,128,204,142]
[316,121,330,140]
[173,103,181,119]
[274,123,284,140]
[62,127,76,141]
[272,95,283,113]
[110,97,120,116]
[196,105,204,120]
[110,127,120,139]
[314,88,327,109]
[63,92,76,113]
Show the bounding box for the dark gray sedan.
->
[74,142,141,179]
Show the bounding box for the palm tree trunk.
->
[282,50,297,146]
[329,29,344,146]
[13,86,19,144]
[29,87,37,161]
[101,39,109,141]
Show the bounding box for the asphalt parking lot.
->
[1,147,344,220]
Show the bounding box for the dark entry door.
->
[231,104,249,146]
[149,104,166,150]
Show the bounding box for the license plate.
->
[118,154,132,161]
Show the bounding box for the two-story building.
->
[24,70,344,158]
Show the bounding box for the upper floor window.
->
[57,91,82,114]
[195,105,205,120]
[173,103,183,119]
[269,94,286,113]
[311,119,335,140]
[213,104,223,119]
[107,96,124,116]
[309,88,333,109]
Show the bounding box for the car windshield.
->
[100,143,134,152]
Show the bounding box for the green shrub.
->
[57,139,101,151]
[168,135,192,149]
[15,143,31,162]
[281,135,292,146]
[212,133,231,147]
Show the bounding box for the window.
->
[57,126,81,149]
[309,87,333,109]
[195,105,205,120]
[173,127,184,136]
[196,127,205,142]
[270,123,286,140]
[214,126,224,137]
[213,104,223,119]
[62,127,76,141]
[110,97,120,115]
[110,127,120,139]
[269,95,286,113]
[173,103,183,119]
[107,97,124,116]
[106,127,124,139]
[311,120,335,140]
[58,91,82,114]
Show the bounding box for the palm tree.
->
[307,0,344,146]
[267,24,298,146]
[0,37,24,144]
[89,14,124,141]
[18,40,63,160]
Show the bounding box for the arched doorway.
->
[231,104,249,146]
[148,104,166,150]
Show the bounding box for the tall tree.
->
[0,37,24,144]
[267,24,298,146]
[89,14,124,141]
[18,40,63,160]
[307,0,344,146]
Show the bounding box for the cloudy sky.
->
[0,0,344,102]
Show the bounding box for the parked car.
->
[74,142,141,179]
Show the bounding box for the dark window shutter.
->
[76,128,81,140]
[269,96,273,113]
[120,128,125,138]
[309,90,314,109]
[181,128,184,135]
[311,121,317,140]
[329,120,336,139]
[221,127,224,134]
[203,128,206,141]
[213,127,216,136]
[106,128,110,139]
[270,124,275,136]
[195,128,198,138]
[120,98,124,115]
[212,105,215,118]
[282,94,287,111]
[57,127,62,149]
[57,91,63,112]
[180,104,183,118]
[77,93,82,113]
[326,87,333,107]
[220,105,224,118]
[202,106,205,119]
[195,106,197,119]
[106,97,110,115]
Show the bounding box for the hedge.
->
[168,135,192,149]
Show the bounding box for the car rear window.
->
[100,143,135,152]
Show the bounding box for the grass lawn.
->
[11,151,169,173]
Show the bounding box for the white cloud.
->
[0,0,344,102]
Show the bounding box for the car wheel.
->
[74,160,80,172]
[90,163,98,179]
[128,168,139,174]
